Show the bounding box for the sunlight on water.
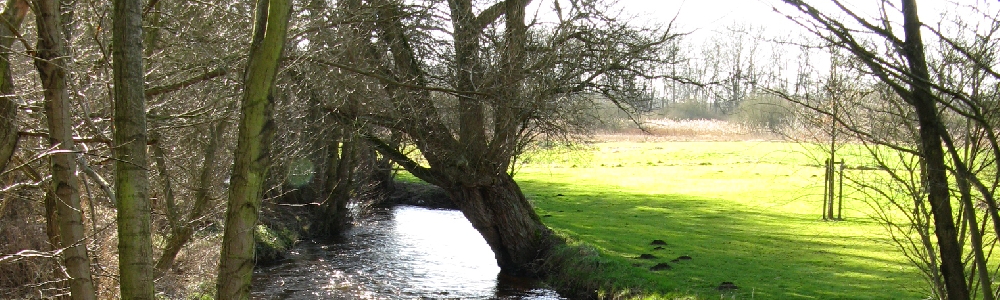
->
[252,206,563,299]
[391,207,501,296]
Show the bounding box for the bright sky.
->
[523,0,1000,94]
[519,0,1000,88]
[583,0,995,41]
[611,0,791,36]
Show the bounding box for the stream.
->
[251,205,564,299]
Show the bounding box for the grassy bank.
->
[518,141,924,299]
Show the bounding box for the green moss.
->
[186,281,215,300]
[254,224,298,264]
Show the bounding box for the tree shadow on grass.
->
[519,179,926,299]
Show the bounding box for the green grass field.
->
[516,141,926,299]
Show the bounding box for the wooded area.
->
[1,0,1000,299]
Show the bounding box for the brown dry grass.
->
[155,232,222,299]
[589,118,783,142]
[90,201,120,299]
[0,181,224,299]
[0,190,62,298]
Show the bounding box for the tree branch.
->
[76,153,115,205]
[359,133,442,186]
[304,55,489,98]
[18,130,113,144]
[145,67,227,98]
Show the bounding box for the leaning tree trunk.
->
[445,0,550,276]
[361,0,552,276]
[0,0,26,174]
[216,0,291,298]
[446,173,552,275]
[35,0,97,298]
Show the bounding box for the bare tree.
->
[776,0,1000,299]
[1,0,251,298]
[303,0,678,275]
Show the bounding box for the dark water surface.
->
[251,206,563,299]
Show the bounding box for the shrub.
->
[658,100,723,120]
[730,94,794,133]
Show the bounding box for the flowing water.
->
[251,205,564,299]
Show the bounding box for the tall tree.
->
[327,0,676,275]
[899,2,967,298]
[0,0,26,174]
[780,0,970,298]
[112,0,155,298]
[358,0,554,273]
[215,0,291,298]
[34,0,97,298]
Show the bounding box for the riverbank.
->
[254,203,312,265]
[253,180,713,299]
[376,181,456,209]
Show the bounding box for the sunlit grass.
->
[517,141,926,299]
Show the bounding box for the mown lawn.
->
[517,141,926,299]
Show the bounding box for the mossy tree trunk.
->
[215,0,291,298]
[111,0,155,298]
[34,0,97,298]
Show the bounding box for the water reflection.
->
[252,206,563,299]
